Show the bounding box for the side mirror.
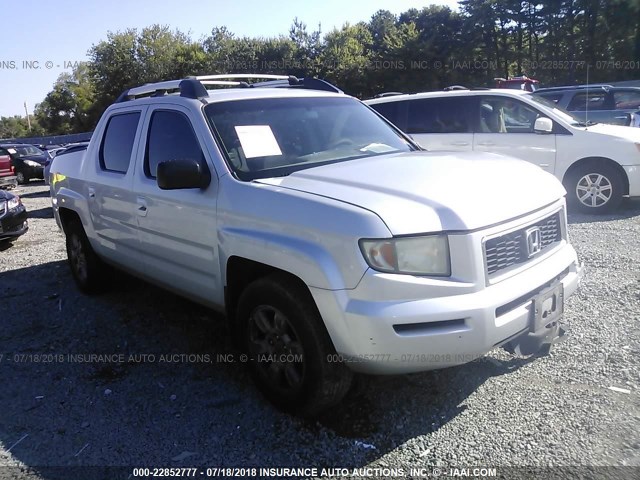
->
[157,158,211,190]
[534,117,553,134]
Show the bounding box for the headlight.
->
[7,196,21,210]
[24,160,41,167]
[359,235,451,276]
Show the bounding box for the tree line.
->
[1,0,639,138]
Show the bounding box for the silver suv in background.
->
[533,85,640,127]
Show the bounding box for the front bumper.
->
[0,207,28,240]
[311,243,583,374]
[623,165,640,197]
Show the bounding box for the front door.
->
[473,96,557,174]
[132,106,221,306]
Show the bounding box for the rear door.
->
[612,89,640,125]
[565,90,621,125]
[405,96,476,151]
[132,105,221,306]
[473,95,557,173]
[87,108,147,273]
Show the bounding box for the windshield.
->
[526,93,586,125]
[205,96,415,180]
[14,145,44,157]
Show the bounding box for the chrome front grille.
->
[485,211,562,277]
[0,200,6,218]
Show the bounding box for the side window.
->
[614,90,640,110]
[479,97,540,133]
[406,97,473,134]
[100,112,140,173]
[566,92,609,111]
[536,93,563,104]
[370,101,402,127]
[145,110,203,178]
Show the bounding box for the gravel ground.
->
[0,182,639,479]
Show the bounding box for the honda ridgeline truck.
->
[50,75,583,415]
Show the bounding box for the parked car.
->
[0,143,47,184]
[44,142,89,185]
[0,153,17,189]
[365,88,640,213]
[533,84,640,127]
[51,74,582,415]
[495,75,540,92]
[0,190,28,241]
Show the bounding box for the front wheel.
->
[15,171,26,184]
[564,163,624,213]
[237,273,353,416]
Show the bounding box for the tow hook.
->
[508,320,568,357]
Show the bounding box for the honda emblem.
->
[525,227,542,257]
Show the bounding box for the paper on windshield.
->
[6,148,16,154]
[235,125,282,158]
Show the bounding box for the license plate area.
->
[531,283,564,332]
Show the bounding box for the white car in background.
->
[366,89,640,213]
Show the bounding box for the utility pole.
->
[24,101,32,131]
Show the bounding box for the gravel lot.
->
[0,182,639,479]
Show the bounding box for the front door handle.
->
[137,197,148,217]
[450,141,469,146]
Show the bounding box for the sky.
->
[0,0,459,118]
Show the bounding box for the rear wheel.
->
[65,218,108,293]
[237,273,353,416]
[565,162,624,213]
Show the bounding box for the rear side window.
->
[614,90,640,110]
[145,110,203,178]
[566,92,610,111]
[406,97,473,134]
[100,112,140,173]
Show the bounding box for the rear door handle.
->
[477,142,496,146]
[137,197,148,217]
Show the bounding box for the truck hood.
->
[256,151,565,234]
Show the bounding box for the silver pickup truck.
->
[50,74,583,415]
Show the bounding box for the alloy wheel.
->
[247,305,305,392]
[576,173,613,208]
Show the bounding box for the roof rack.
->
[115,74,342,103]
[537,84,613,92]
[443,85,468,91]
[373,92,405,98]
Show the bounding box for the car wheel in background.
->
[15,171,26,184]
[565,162,624,214]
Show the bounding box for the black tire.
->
[237,273,353,416]
[564,162,624,214]
[65,218,108,294]
[16,171,27,185]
